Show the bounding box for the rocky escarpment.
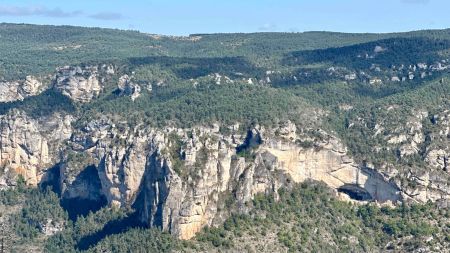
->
[117,74,148,101]
[1,109,448,240]
[53,118,406,240]
[0,110,72,188]
[0,64,116,104]
[134,130,400,239]
[348,106,450,204]
[426,110,450,172]
[53,65,114,103]
[0,76,44,102]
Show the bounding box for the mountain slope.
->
[0,24,450,252]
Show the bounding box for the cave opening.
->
[60,165,108,221]
[337,184,373,201]
[39,163,62,194]
[236,129,262,154]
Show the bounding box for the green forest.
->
[1,182,449,252]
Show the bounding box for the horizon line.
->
[2,22,450,37]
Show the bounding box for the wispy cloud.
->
[89,12,123,20]
[0,5,124,21]
[0,5,82,18]
[401,0,430,4]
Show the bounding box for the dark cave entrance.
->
[39,163,62,194]
[236,129,262,154]
[60,165,108,221]
[337,184,373,201]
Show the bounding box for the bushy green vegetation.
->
[0,177,26,205]
[0,89,76,118]
[2,182,449,253]
[84,228,181,253]
[12,188,68,241]
[2,23,450,80]
[0,24,447,77]
[195,182,450,252]
[1,23,449,133]
[285,37,450,69]
[80,81,311,128]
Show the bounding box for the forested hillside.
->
[1,23,450,252]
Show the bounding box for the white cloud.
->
[0,5,82,18]
[0,5,123,21]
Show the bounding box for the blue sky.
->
[0,0,448,35]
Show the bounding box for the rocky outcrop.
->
[59,119,405,239]
[117,75,142,101]
[382,110,428,157]
[136,127,238,240]
[399,168,450,203]
[38,218,64,236]
[97,132,149,206]
[1,109,447,240]
[0,110,50,186]
[262,141,400,203]
[425,110,450,172]
[426,149,449,171]
[0,110,72,187]
[53,66,103,103]
[133,123,404,239]
[0,76,44,102]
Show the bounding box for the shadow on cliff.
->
[39,163,63,194]
[0,89,76,117]
[76,153,162,250]
[126,56,264,80]
[75,211,146,251]
[337,184,373,201]
[40,164,109,221]
[337,166,401,203]
[61,165,108,221]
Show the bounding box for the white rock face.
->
[388,134,408,144]
[63,119,405,240]
[0,76,43,102]
[0,110,72,186]
[103,64,115,75]
[391,76,401,82]
[426,149,448,171]
[374,45,386,53]
[0,81,21,102]
[135,125,404,240]
[0,111,49,186]
[385,111,427,157]
[2,110,449,241]
[117,75,142,101]
[22,76,42,95]
[262,141,398,202]
[54,66,102,103]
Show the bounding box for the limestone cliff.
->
[0,76,44,102]
[47,118,406,240]
[53,65,114,103]
[132,124,402,239]
[0,110,72,188]
[1,108,448,240]
[117,74,143,101]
